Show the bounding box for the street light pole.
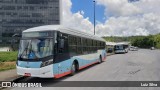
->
[93,0,96,35]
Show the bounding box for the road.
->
[7,49,160,90]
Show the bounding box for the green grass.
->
[0,51,18,62]
[0,62,16,71]
[0,52,17,71]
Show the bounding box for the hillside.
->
[103,34,160,49]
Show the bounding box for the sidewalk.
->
[107,53,115,56]
[0,69,19,81]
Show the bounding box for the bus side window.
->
[59,39,64,48]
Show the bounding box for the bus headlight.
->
[40,60,53,68]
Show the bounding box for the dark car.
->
[107,48,113,53]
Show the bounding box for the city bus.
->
[16,25,107,78]
[114,44,128,54]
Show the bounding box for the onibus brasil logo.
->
[1,82,42,87]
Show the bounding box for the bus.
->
[114,44,128,54]
[16,25,107,78]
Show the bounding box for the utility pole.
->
[93,0,96,35]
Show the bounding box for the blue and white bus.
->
[16,25,107,78]
[114,44,128,54]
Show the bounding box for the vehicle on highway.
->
[129,46,134,51]
[134,47,138,51]
[16,25,107,78]
[114,44,127,54]
[129,46,138,51]
[124,45,129,53]
[150,47,155,50]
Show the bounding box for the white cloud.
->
[62,0,160,37]
[96,13,160,36]
[96,0,141,17]
[62,0,94,35]
[136,0,160,15]
[95,0,160,36]
[80,10,85,15]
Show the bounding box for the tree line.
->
[103,34,160,49]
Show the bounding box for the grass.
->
[0,62,16,71]
[0,51,18,71]
[0,51,18,62]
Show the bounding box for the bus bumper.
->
[16,65,53,78]
[115,50,125,54]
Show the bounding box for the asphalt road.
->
[7,49,160,90]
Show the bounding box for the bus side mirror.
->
[12,33,22,37]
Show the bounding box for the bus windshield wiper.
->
[19,41,30,59]
[29,42,38,59]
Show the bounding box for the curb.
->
[107,53,115,56]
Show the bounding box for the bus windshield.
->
[18,38,53,59]
[115,45,124,50]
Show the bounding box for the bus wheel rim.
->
[72,64,75,72]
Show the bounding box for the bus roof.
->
[23,25,106,42]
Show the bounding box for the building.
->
[0,0,61,49]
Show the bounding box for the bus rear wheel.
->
[70,62,76,76]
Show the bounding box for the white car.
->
[150,47,155,50]
[125,48,129,53]
[129,46,138,51]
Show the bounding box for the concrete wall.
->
[0,47,12,52]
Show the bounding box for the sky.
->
[71,0,106,24]
[61,0,160,37]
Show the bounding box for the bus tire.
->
[70,62,76,76]
[98,55,102,64]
